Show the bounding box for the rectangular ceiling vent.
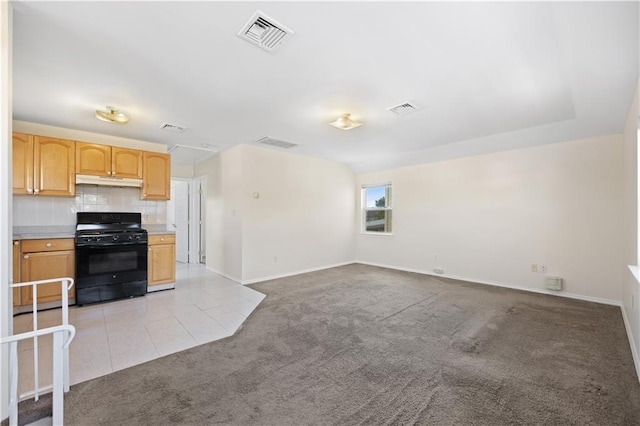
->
[237,11,294,53]
[159,123,188,133]
[388,102,420,116]
[255,136,298,149]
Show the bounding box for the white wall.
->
[622,79,639,373]
[171,163,194,179]
[197,145,244,281]
[241,145,355,282]
[356,134,624,303]
[197,144,356,283]
[0,1,11,420]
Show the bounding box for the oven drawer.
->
[148,234,175,245]
[22,238,74,252]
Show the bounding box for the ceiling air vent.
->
[255,136,298,149]
[160,123,187,133]
[388,102,420,116]
[237,11,294,53]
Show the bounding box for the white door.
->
[171,180,190,263]
[197,176,207,263]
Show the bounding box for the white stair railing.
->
[1,277,76,425]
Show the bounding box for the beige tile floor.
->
[12,263,265,396]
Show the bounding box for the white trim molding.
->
[356,261,622,306]
[241,262,356,285]
[620,302,640,383]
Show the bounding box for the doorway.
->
[167,178,206,264]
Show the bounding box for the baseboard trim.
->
[147,283,175,292]
[205,267,243,284]
[241,261,357,285]
[620,304,640,382]
[355,261,622,307]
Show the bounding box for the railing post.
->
[32,282,39,401]
[61,278,71,393]
[52,331,64,425]
[9,341,18,426]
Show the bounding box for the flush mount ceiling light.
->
[95,106,130,124]
[329,113,363,130]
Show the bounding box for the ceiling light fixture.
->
[95,106,130,124]
[329,113,362,130]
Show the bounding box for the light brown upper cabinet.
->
[13,133,76,197]
[142,152,171,200]
[12,133,34,195]
[76,142,142,179]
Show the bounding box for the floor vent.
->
[160,123,188,133]
[255,136,298,149]
[388,102,420,116]
[237,11,294,53]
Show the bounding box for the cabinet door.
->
[112,147,143,178]
[148,244,175,285]
[142,152,171,200]
[34,136,75,197]
[12,240,20,307]
[76,142,111,176]
[20,249,75,305]
[12,133,34,195]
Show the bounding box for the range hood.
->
[76,174,143,187]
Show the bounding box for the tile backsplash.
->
[13,185,167,226]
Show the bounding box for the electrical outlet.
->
[540,265,547,273]
[531,264,538,273]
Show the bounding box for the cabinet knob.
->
[14,241,18,246]
[33,189,40,194]
[46,243,52,247]
[160,238,164,241]
[27,188,33,194]
[23,255,29,259]
[107,171,112,175]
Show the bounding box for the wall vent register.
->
[388,102,420,116]
[255,136,299,149]
[237,10,294,53]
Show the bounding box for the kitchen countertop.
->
[13,225,175,240]
[13,225,75,240]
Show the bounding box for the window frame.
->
[361,182,393,235]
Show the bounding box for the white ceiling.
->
[11,1,639,172]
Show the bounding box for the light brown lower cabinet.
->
[20,238,75,305]
[148,234,175,287]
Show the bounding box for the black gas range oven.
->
[75,212,148,306]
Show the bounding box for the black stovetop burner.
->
[75,212,147,246]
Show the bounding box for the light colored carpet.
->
[19,264,640,424]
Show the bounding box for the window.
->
[362,183,392,234]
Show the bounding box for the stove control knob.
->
[112,236,119,241]
[128,235,134,240]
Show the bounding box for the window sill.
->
[360,232,394,236]
[628,265,640,284]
